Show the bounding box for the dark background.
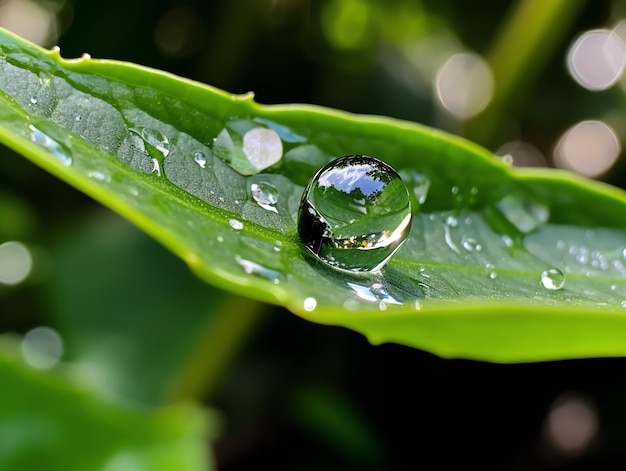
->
[1,0,626,469]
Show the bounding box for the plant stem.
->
[165,295,268,402]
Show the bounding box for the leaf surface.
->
[1,28,626,362]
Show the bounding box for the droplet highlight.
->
[541,267,565,290]
[298,155,411,273]
[229,218,244,230]
[250,181,279,213]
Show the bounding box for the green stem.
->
[165,295,267,402]
[464,0,586,148]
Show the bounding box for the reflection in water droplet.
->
[298,155,411,273]
[193,151,208,168]
[229,218,244,230]
[21,326,63,370]
[235,255,283,284]
[303,297,317,311]
[28,125,72,166]
[541,267,565,290]
[151,158,161,176]
[347,281,402,305]
[398,169,430,209]
[250,181,279,213]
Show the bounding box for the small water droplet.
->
[87,170,110,182]
[488,272,497,280]
[250,181,279,213]
[501,235,514,247]
[30,97,37,104]
[229,218,244,230]
[611,284,617,291]
[217,236,224,243]
[28,125,72,166]
[235,255,283,283]
[451,186,459,195]
[273,241,283,252]
[243,127,283,171]
[193,151,207,168]
[298,155,411,273]
[81,52,91,60]
[461,237,481,252]
[75,115,81,122]
[303,297,317,311]
[541,267,565,290]
[132,127,170,157]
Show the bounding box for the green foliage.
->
[0,339,215,471]
[1,28,626,364]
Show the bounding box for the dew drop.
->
[229,218,244,230]
[235,255,283,284]
[461,237,482,252]
[28,125,72,166]
[88,170,110,182]
[298,155,411,273]
[193,151,208,168]
[303,297,317,311]
[541,267,565,290]
[30,97,37,104]
[250,181,279,213]
[133,127,170,157]
[243,127,283,172]
[488,272,497,280]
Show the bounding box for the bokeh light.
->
[321,0,372,50]
[0,0,58,46]
[544,392,598,458]
[21,326,64,370]
[434,52,494,120]
[154,7,206,59]
[496,141,547,167]
[566,29,626,91]
[0,240,32,285]
[553,120,621,177]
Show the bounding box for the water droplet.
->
[451,186,459,195]
[30,97,37,104]
[273,241,283,252]
[298,155,412,273]
[28,125,72,166]
[132,127,170,157]
[250,181,279,213]
[235,255,283,283]
[229,218,244,230]
[217,236,224,243]
[541,267,565,290]
[88,170,110,182]
[488,272,497,280]
[303,297,317,311]
[193,151,208,168]
[611,284,617,291]
[496,194,549,233]
[243,127,283,172]
[461,237,482,252]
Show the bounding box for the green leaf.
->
[1,28,626,362]
[0,339,215,471]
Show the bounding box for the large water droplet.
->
[28,125,72,166]
[250,181,279,213]
[298,155,411,273]
[541,267,565,290]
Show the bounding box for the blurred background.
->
[2,0,626,469]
